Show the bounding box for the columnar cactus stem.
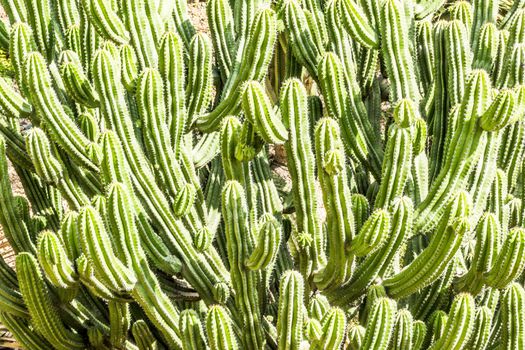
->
[501,282,525,350]
[92,48,228,302]
[281,78,326,277]
[207,0,235,82]
[186,33,213,119]
[380,0,420,103]
[222,180,265,349]
[277,270,305,350]
[158,31,187,155]
[428,293,475,350]
[361,297,397,350]
[314,117,354,289]
[206,305,239,350]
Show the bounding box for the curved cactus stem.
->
[17,252,85,349]
[337,0,378,49]
[0,137,35,254]
[416,70,491,232]
[385,191,471,299]
[196,8,277,132]
[0,312,53,350]
[24,52,99,172]
[80,0,129,45]
[484,227,525,289]
[36,230,78,289]
[455,213,500,294]
[328,196,412,305]
[93,48,229,302]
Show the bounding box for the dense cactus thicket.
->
[0,0,524,349]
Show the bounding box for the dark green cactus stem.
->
[277,270,304,350]
[0,137,35,254]
[0,312,54,350]
[281,78,326,277]
[132,320,158,350]
[16,252,85,349]
[222,180,264,349]
[384,191,471,299]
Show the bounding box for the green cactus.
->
[0,0,523,348]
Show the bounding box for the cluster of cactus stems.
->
[0,0,524,349]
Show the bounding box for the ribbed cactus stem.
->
[277,270,305,350]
